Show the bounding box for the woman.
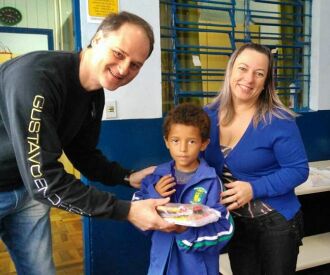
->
[203,43,309,275]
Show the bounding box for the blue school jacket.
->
[133,158,234,275]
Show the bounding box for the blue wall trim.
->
[0,26,54,50]
[297,110,330,161]
[72,0,82,51]
[84,118,170,275]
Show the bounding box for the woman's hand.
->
[155,174,176,197]
[220,181,253,211]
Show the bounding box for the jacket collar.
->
[154,158,217,185]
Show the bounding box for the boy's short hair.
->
[163,103,210,142]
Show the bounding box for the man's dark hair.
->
[163,103,210,142]
[89,11,154,57]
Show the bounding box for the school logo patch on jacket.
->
[191,187,207,204]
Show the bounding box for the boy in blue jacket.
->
[133,103,234,275]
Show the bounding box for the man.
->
[0,11,175,275]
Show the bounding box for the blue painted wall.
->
[84,110,330,274]
[296,110,330,161]
[84,118,171,275]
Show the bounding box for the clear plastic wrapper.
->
[156,203,221,227]
[308,167,330,187]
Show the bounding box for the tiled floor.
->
[0,208,83,275]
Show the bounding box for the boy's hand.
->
[155,174,176,197]
[174,225,188,233]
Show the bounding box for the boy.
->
[133,103,234,275]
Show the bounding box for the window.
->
[160,0,312,112]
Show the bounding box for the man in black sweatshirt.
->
[0,11,175,275]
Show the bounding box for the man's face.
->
[90,23,150,91]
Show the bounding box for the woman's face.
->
[230,48,269,106]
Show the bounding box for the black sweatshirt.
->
[0,51,131,219]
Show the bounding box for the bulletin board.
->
[0,27,53,63]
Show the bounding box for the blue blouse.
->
[202,104,309,220]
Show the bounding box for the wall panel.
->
[0,0,72,51]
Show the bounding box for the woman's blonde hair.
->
[212,43,297,127]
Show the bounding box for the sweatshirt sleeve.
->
[175,178,234,253]
[0,59,130,220]
[63,93,131,187]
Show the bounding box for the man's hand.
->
[129,166,156,189]
[127,197,178,232]
[155,174,176,197]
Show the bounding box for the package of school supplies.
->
[157,203,221,227]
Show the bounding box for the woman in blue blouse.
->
[203,43,309,275]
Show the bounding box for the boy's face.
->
[164,123,209,172]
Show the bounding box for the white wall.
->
[310,0,330,111]
[80,0,162,120]
[0,0,73,50]
[0,32,49,53]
